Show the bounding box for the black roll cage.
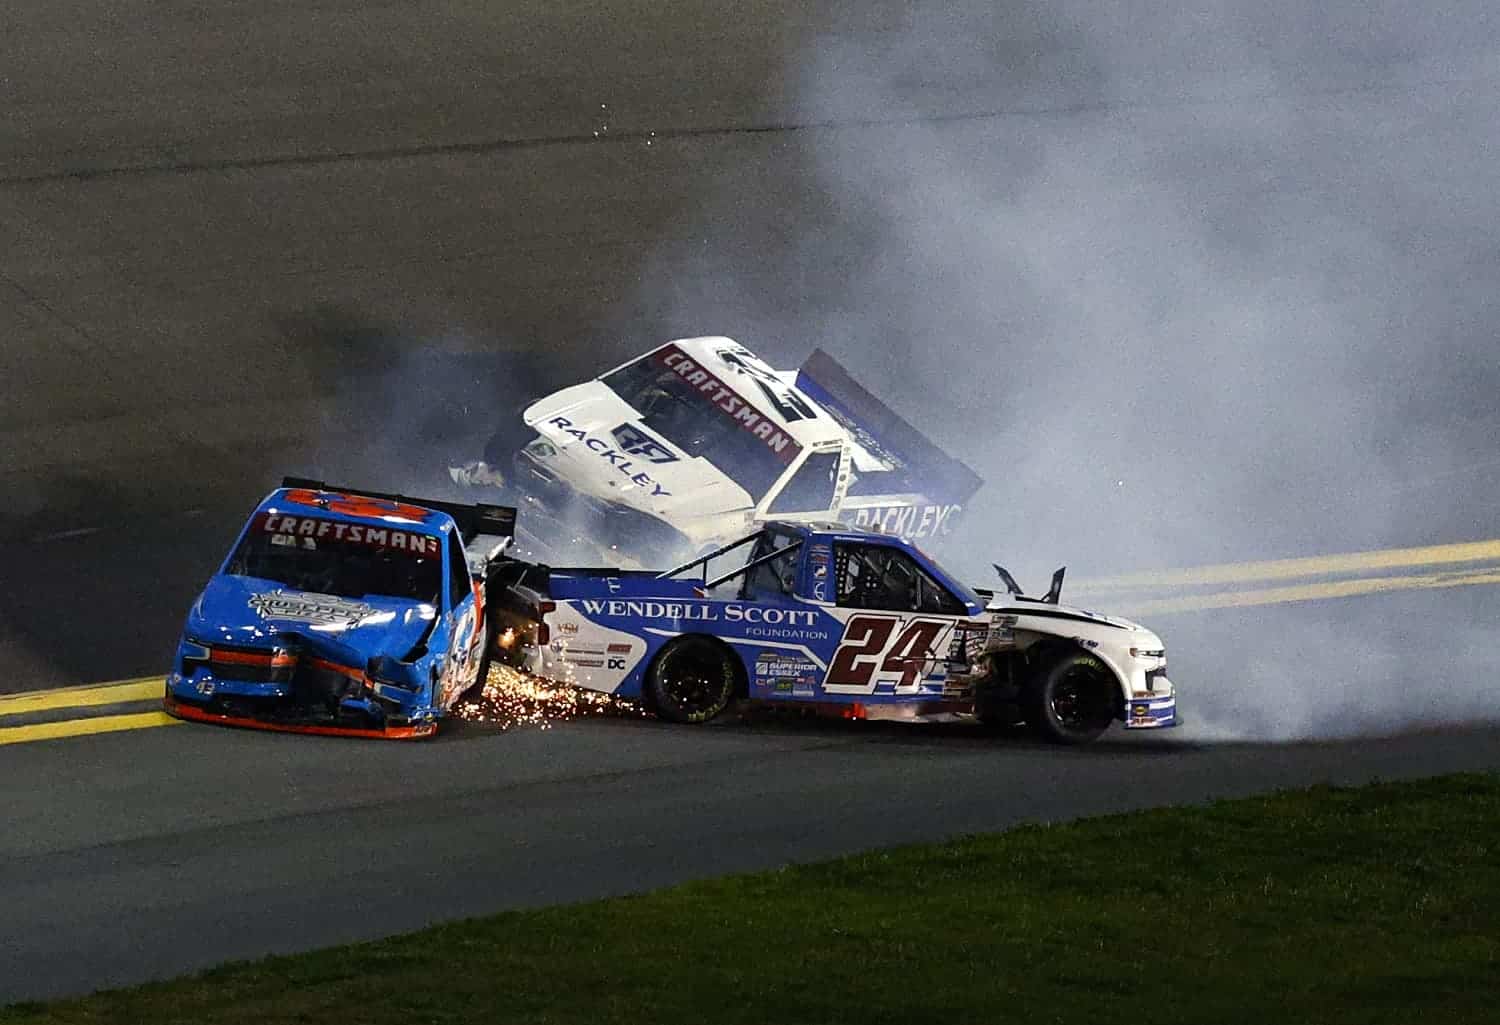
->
[656,528,805,592]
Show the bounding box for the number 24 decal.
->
[827,615,951,691]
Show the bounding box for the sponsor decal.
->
[713,345,819,424]
[607,657,627,670]
[606,642,633,654]
[656,346,801,463]
[559,621,580,634]
[610,423,679,464]
[948,622,990,665]
[809,543,833,601]
[580,599,819,626]
[248,589,374,626]
[578,598,833,642]
[544,416,672,497]
[754,651,821,697]
[258,513,441,556]
[570,657,606,668]
[847,503,962,540]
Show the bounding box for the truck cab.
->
[454,338,982,565]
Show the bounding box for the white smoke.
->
[636,1,1500,739]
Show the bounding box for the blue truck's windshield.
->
[227,513,443,603]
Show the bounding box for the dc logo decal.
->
[611,423,678,464]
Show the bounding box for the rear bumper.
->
[163,694,438,740]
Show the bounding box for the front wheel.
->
[646,637,738,724]
[1026,651,1118,745]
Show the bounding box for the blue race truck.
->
[489,521,1177,744]
[164,478,515,739]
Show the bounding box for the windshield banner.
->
[256,512,441,556]
[655,345,802,464]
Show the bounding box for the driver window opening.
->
[833,542,964,614]
[767,450,840,516]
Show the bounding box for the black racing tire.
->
[646,636,738,724]
[974,677,1026,734]
[1025,651,1119,745]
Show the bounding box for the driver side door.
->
[821,541,970,696]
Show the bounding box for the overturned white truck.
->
[451,337,983,564]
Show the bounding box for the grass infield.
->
[4,773,1497,1024]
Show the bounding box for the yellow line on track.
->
[0,677,161,715]
[1077,538,1500,592]
[1116,565,1500,616]
[0,711,180,746]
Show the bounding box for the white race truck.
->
[450,337,983,565]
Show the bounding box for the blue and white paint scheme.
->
[495,522,1176,744]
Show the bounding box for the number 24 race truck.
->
[490,520,1178,744]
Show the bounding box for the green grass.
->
[6,774,1498,1025]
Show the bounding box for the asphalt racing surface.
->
[1,714,1495,1003]
[4,0,1499,1005]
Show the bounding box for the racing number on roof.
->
[826,615,952,692]
[283,489,432,522]
[718,347,818,423]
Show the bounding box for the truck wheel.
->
[974,675,1025,733]
[647,637,737,724]
[1026,651,1118,745]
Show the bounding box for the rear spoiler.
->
[279,476,516,545]
[794,349,983,506]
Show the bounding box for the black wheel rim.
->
[659,646,729,716]
[1050,664,1115,733]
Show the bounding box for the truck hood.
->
[987,596,1150,634]
[523,382,755,531]
[186,574,438,665]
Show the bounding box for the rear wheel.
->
[647,637,738,724]
[1026,651,1118,745]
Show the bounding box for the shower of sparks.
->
[453,662,643,731]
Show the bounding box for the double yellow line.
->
[4,538,1499,747]
[0,678,178,746]
[1074,538,1500,615]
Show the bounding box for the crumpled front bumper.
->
[163,663,440,740]
[164,693,439,739]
